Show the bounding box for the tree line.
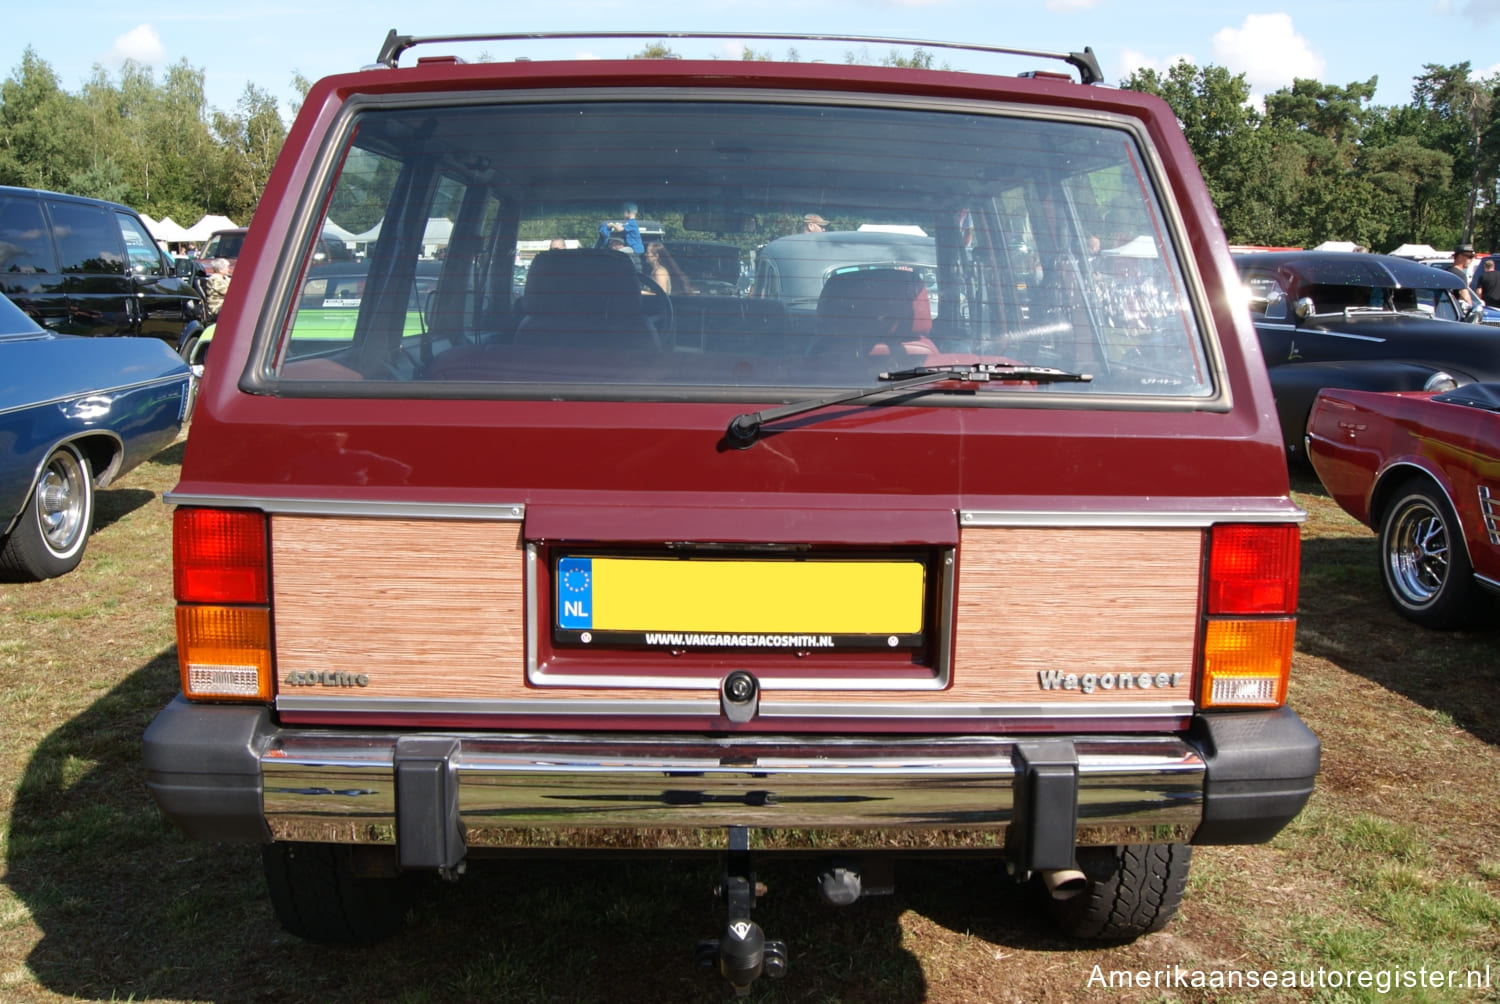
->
[0,47,301,229]
[1123,61,1498,253]
[2,45,1495,254]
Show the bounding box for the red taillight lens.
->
[1207,524,1300,615]
[174,508,269,604]
[1201,523,1300,709]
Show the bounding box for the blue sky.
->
[7,1,1499,120]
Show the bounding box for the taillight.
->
[174,508,268,603]
[1200,524,1299,709]
[174,508,273,702]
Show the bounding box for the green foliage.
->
[1125,60,1498,251]
[0,47,283,228]
[3,44,1496,252]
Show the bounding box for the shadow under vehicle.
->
[1234,250,1500,464]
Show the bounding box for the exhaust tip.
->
[1042,868,1088,900]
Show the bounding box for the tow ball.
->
[695,827,788,994]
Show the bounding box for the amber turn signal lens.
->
[177,605,273,701]
[1200,619,1293,708]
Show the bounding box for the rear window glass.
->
[261,97,1215,401]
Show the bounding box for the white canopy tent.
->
[182,214,239,243]
[1312,240,1360,253]
[147,215,192,243]
[1388,243,1443,261]
[342,217,453,255]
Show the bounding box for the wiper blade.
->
[724,363,1091,448]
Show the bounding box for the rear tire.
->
[1045,843,1191,941]
[261,842,415,943]
[1378,479,1476,629]
[0,444,93,581]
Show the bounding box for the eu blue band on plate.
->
[557,557,595,629]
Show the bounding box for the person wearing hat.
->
[1447,243,1476,310]
[799,213,830,234]
[597,202,644,253]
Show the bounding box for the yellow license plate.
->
[555,555,925,648]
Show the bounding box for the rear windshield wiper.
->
[724,363,1092,448]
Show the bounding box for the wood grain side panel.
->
[272,517,531,699]
[945,526,1201,703]
[270,519,1200,709]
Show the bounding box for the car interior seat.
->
[514,249,659,351]
[815,268,936,357]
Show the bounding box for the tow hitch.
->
[695,827,788,995]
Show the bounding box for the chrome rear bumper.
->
[143,697,1318,857]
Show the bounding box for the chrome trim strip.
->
[0,372,191,418]
[1254,322,1386,343]
[762,700,1194,718]
[1478,485,1497,546]
[525,543,541,678]
[959,507,1305,527]
[260,731,1206,832]
[162,492,526,520]
[273,695,1192,718]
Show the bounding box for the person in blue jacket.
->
[597,202,644,253]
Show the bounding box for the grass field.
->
[1,443,1497,1003]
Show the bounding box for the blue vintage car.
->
[1,293,193,580]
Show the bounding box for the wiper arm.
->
[724,363,1091,448]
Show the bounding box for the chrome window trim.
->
[162,492,526,521]
[241,86,1230,410]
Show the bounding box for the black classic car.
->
[0,186,207,347]
[1234,251,1499,462]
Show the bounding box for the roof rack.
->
[373,30,1104,85]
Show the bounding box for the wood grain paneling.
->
[945,526,1200,702]
[273,516,530,699]
[270,518,1201,710]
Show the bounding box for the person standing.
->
[1447,243,1476,310]
[1475,257,1500,308]
[799,213,829,233]
[203,258,232,321]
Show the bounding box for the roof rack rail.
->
[373,30,1104,85]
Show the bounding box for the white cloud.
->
[1211,14,1323,94]
[106,24,166,66]
[1459,0,1496,24]
[1045,0,1100,11]
[1115,47,1193,83]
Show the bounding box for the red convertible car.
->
[1307,383,1500,628]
